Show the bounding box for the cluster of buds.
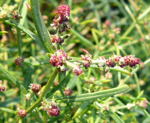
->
[50,5,70,45]
[42,101,60,117]
[15,57,24,66]
[0,86,6,92]
[50,50,68,67]
[105,55,141,68]
[52,5,70,28]
[64,88,73,96]
[49,5,70,67]
[49,6,141,78]
[106,58,116,67]
[30,84,41,93]
[18,109,27,118]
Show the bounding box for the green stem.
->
[26,69,58,113]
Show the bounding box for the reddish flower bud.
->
[114,56,121,63]
[0,86,6,92]
[106,59,116,67]
[104,20,111,27]
[47,105,60,116]
[73,67,83,76]
[51,35,64,44]
[64,88,73,96]
[81,55,91,68]
[30,84,41,93]
[83,61,91,68]
[81,55,91,62]
[50,50,67,67]
[18,109,27,118]
[15,57,24,66]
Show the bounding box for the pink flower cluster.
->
[50,50,67,67]
[53,5,70,26]
[106,55,141,67]
[56,5,70,23]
